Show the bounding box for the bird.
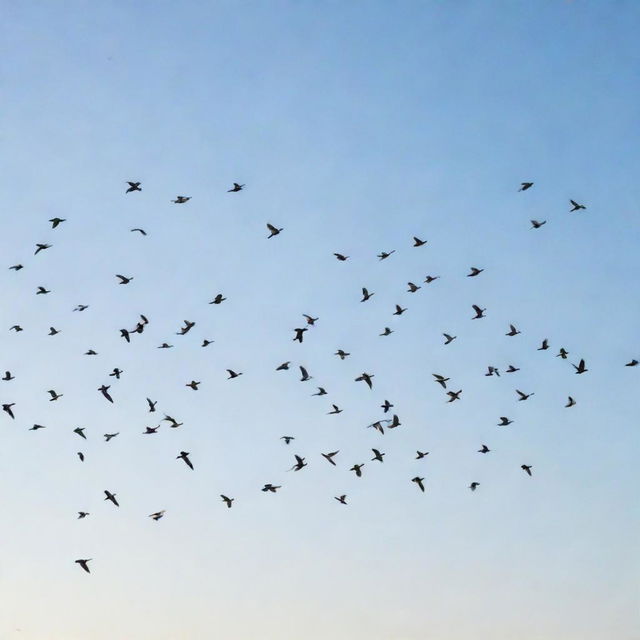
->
[572,359,588,374]
[334,253,349,261]
[9,325,23,332]
[227,182,245,192]
[36,286,51,295]
[377,250,395,260]
[569,199,586,212]
[126,181,141,193]
[467,267,484,277]
[77,511,89,519]
[516,389,535,401]
[416,451,429,459]
[98,385,113,403]
[209,294,226,305]
[350,464,364,477]
[312,387,327,396]
[30,424,46,431]
[201,339,214,347]
[521,464,533,476]
[506,365,520,373]
[280,436,295,445]
[289,455,307,471]
[471,304,486,319]
[120,329,130,343]
[48,326,60,336]
[328,404,343,415]
[73,427,87,439]
[371,448,385,462]
[485,366,500,377]
[116,274,133,284]
[262,484,281,493]
[109,368,123,379]
[565,396,576,408]
[47,390,63,401]
[77,452,85,461]
[49,217,66,228]
[388,414,401,429]
[443,333,457,345]
[143,426,159,434]
[130,227,147,235]
[432,373,449,389]
[75,559,92,573]
[555,348,569,359]
[3,404,15,419]
[469,482,480,491]
[381,400,393,413]
[172,196,191,204]
[104,433,119,442]
[334,495,348,505]
[34,243,52,255]
[424,275,440,284]
[367,421,385,435]
[9,264,23,271]
[149,511,166,521]
[506,324,521,336]
[176,320,196,335]
[361,287,374,302]
[478,445,490,454]
[276,361,290,371]
[413,237,427,247]
[104,490,119,506]
[626,359,639,367]
[227,369,243,379]
[519,182,534,191]
[2,371,14,381]
[446,390,462,403]
[538,339,549,351]
[379,327,393,336]
[186,380,200,390]
[412,477,425,492]
[407,282,421,293]
[293,327,308,343]
[163,414,183,428]
[335,349,350,360]
[322,451,339,465]
[303,314,318,326]
[530,219,547,229]
[267,223,283,238]
[498,416,513,426]
[146,398,157,412]
[393,304,407,316]
[299,366,312,382]
[177,451,194,470]
[74,304,89,312]
[355,372,374,389]
[157,343,173,349]
[221,495,234,508]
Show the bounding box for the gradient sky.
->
[1,2,639,639]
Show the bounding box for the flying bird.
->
[498,416,513,426]
[73,427,87,439]
[280,436,295,445]
[335,349,350,360]
[443,333,457,345]
[36,286,50,295]
[2,403,15,419]
[116,274,133,284]
[379,327,393,336]
[262,484,281,493]
[355,372,374,389]
[521,464,533,476]
[126,181,141,193]
[416,451,429,459]
[569,199,586,212]
[471,304,486,319]
[210,294,226,305]
[267,223,283,238]
[432,374,449,388]
[377,250,395,260]
[478,444,490,453]
[322,451,339,465]
[516,389,535,401]
[467,267,484,277]
[303,314,318,326]
[9,264,23,271]
[361,287,374,302]
[407,282,421,293]
[412,477,425,492]
[299,366,312,382]
[293,327,307,343]
[172,196,191,204]
[47,390,63,401]
[289,455,307,471]
[227,183,245,192]
[149,510,166,521]
[34,243,52,255]
[109,368,123,379]
[334,495,348,504]
[78,511,89,519]
[530,219,547,229]
[146,398,157,412]
[424,275,440,284]
[98,385,113,403]
[519,182,534,191]
[104,433,119,442]
[350,464,364,477]
[2,371,15,381]
[276,361,290,371]
[312,387,327,396]
[30,424,46,431]
[328,404,343,415]
[334,253,349,261]
[381,400,393,413]
[469,482,480,491]
[186,380,201,390]
[537,339,549,351]
[49,217,66,228]
[130,228,147,235]
[77,452,85,461]
[413,237,427,247]
[226,369,243,379]
[626,359,639,367]
[104,490,119,507]
[446,390,462,403]
[371,448,385,462]
[506,324,521,336]
[221,495,234,508]
[75,559,92,573]
[48,326,60,336]
[565,396,576,408]
[393,304,407,316]
[177,451,194,470]
[572,359,588,374]
[506,365,520,373]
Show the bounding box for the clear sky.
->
[1,1,638,639]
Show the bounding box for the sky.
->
[1,1,639,638]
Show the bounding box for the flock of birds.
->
[4,180,637,575]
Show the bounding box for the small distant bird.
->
[569,199,586,212]
[335,495,348,505]
[48,327,60,336]
[98,385,113,403]
[299,366,312,382]
[361,287,374,302]
[176,320,195,335]
[9,264,23,271]
[471,304,486,319]
[485,366,500,377]
[469,482,480,491]
[177,451,194,470]
[572,359,588,374]
[131,228,147,235]
[506,365,520,373]
[221,495,234,508]
[498,416,513,426]
[104,433,119,442]
[556,348,569,359]
[355,372,374,389]
[565,396,576,408]
[2,371,14,381]
[478,445,490,453]
[262,484,281,493]
[467,267,484,277]
[432,374,449,388]
[201,339,214,347]
[75,559,92,573]
[146,398,157,412]
[389,414,401,429]
[73,427,87,439]
[49,217,66,229]
[120,329,130,343]
[172,196,191,204]
[267,223,283,238]
[381,399,393,413]
[416,451,429,459]
[626,359,639,367]
[78,511,89,519]
[413,237,427,247]
[143,426,159,434]
[186,380,200,390]
[47,390,63,401]
[334,253,349,261]
[276,361,290,371]
[158,343,173,349]
[371,448,385,462]
[109,368,123,379]
[377,250,395,260]
[104,490,119,506]
[530,219,547,229]
[163,414,183,428]
[446,390,462,403]
[36,286,50,295]
[380,327,393,336]
[303,314,318,326]
[74,305,89,312]
[226,369,243,379]
[3,403,15,419]
[34,243,52,255]
[10,325,23,332]
[210,294,226,305]
[227,183,245,192]
[393,304,407,316]
[293,327,307,343]
[126,181,141,193]
[412,477,425,492]
[30,424,46,431]
[516,389,534,401]
[281,436,295,445]
[367,421,385,435]
[328,404,342,415]
[312,387,327,396]
[350,464,364,477]
[116,274,133,285]
[149,511,166,521]
[335,349,350,360]
[443,333,457,345]
[407,282,421,293]
[77,452,85,461]
[538,339,549,351]
[289,455,307,471]
[506,324,521,336]
[519,182,534,191]
[424,275,440,284]
[322,451,339,465]
[521,464,533,476]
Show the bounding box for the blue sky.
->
[1,2,638,638]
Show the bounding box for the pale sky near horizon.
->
[1,2,639,639]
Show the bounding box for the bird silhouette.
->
[149,511,166,521]
[334,253,349,261]
[413,237,427,247]
[227,183,245,192]
[210,294,226,304]
[471,304,486,319]
[299,366,312,382]
[506,324,521,336]
[172,196,191,204]
[361,287,374,302]
[355,373,374,389]
[334,495,348,504]
[521,465,533,476]
[478,444,490,453]
[377,250,395,260]
[322,451,339,465]
[519,182,534,191]
[498,416,513,426]
[280,436,295,445]
[49,217,66,228]
[131,228,147,235]
[177,451,194,470]
[572,359,588,374]
[569,199,586,212]
[412,477,425,492]
[267,223,283,238]
[469,482,480,491]
[75,559,92,573]
[350,464,364,477]
[3,403,15,419]
[126,181,141,193]
[104,490,119,506]
[371,449,385,462]
[443,333,457,345]
[98,385,113,403]
[565,396,576,408]
[34,243,52,255]
[530,219,547,229]
[467,267,484,277]
[221,495,234,508]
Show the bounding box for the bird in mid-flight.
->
[569,199,586,212]
[521,465,533,476]
[221,495,234,508]
[573,359,588,374]
[75,559,92,573]
[530,219,547,229]
[177,451,194,470]
[149,510,166,521]
[519,182,534,191]
[267,223,283,238]
[172,196,191,204]
[126,181,141,193]
[412,477,425,492]
[49,217,66,229]
[227,182,245,192]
